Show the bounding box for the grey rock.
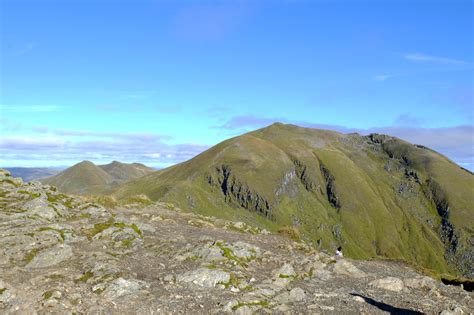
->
[193,244,225,261]
[275,263,296,278]
[370,277,404,292]
[332,260,366,278]
[229,241,261,260]
[27,245,73,268]
[440,306,465,315]
[23,197,58,220]
[404,276,437,290]
[177,268,230,288]
[275,287,306,304]
[99,278,148,299]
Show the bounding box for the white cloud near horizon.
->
[216,115,474,171]
[1,118,473,171]
[0,105,62,113]
[403,53,471,66]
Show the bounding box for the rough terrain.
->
[113,123,474,279]
[1,169,472,314]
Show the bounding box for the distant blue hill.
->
[4,167,65,182]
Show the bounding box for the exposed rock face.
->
[0,169,472,314]
[319,161,341,209]
[209,165,273,219]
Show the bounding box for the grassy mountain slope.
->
[114,123,473,278]
[42,160,154,195]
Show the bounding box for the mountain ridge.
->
[113,123,474,279]
[41,160,154,195]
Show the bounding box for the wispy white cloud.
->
[0,134,208,168]
[0,105,62,113]
[53,129,172,142]
[373,74,395,82]
[403,53,470,65]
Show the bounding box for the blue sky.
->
[1,0,473,169]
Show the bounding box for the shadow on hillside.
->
[350,293,423,315]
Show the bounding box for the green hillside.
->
[113,123,474,278]
[42,160,154,195]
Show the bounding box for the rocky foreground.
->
[0,169,472,314]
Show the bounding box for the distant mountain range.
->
[41,160,155,195]
[4,167,63,182]
[111,123,473,279]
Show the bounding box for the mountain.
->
[4,167,63,182]
[42,160,154,195]
[114,123,474,279]
[0,169,471,313]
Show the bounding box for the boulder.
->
[177,268,230,288]
[275,287,306,304]
[332,260,366,278]
[370,277,404,292]
[27,245,73,268]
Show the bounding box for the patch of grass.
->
[218,273,240,289]
[42,290,54,300]
[46,274,65,280]
[130,224,143,237]
[215,242,248,268]
[121,237,134,248]
[84,218,115,239]
[184,255,199,262]
[75,271,94,283]
[232,300,269,311]
[85,195,117,208]
[278,226,301,242]
[38,227,66,242]
[23,248,39,264]
[120,194,152,206]
[92,287,105,295]
[204,263,218,269]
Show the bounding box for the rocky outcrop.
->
[208,165,273,219]
[0,169,472,314]
[319,161,341,209]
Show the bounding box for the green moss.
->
[232,300,269,311]
[75,271,94,283]
[184,255,199,262]
[218,273,240,289]
[92,287,105,295]
[23,248,39,264]
[84,219,115,238]
[42,290,54,300]
[130,224,143,237]
[47,274,65,280]
[0,288,6,295]
[38,227,66,242]
[121,238,134,248]
[215,242,251,267]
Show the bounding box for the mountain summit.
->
[114,123,474,278]
[42,160,154,195]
